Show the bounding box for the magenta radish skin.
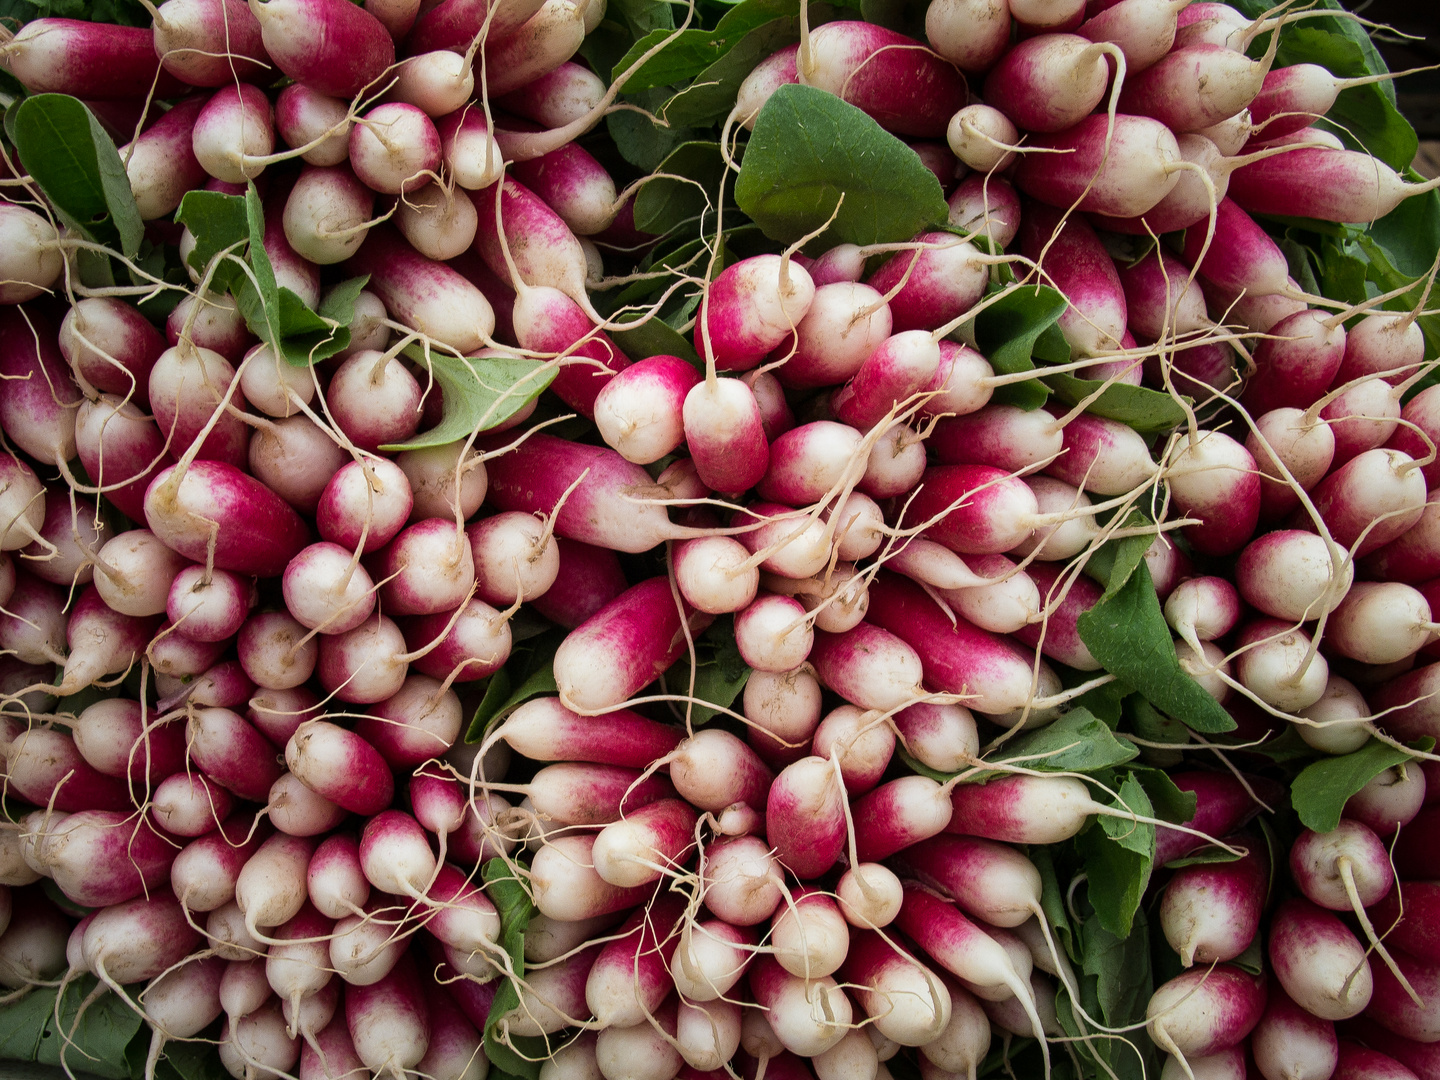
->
[473,176,593,307]
[188,706,285,802]
[894,886,1030,1001]
[1118,42,1274,132]
[1269,897,1373,1021]
[1,19,187,99]
[593,354,702,464]
[1181,197,1293,299]
[237,611,317,692]
[553,576,712,713]
[285,720,394,816]
[72,697,185,782]
[83,894,201,989]
[803,21,968,139]
[809,622,925,714]
[153,0,267,85]
[685,378,771,493]
[512,286,628,418]
[60,298,165,403]
[346,952,431,1076]
[842,928,951,1047]
[832,330,943,431]
[697,255,816,372]
[306,833,369,920]
[1145,964,1267,1058]
[345,225,495,352]
[6,728,134,812]
[523,762,677,825]
[1228,145,1440,223]
[1388,385,1440,490]
[153,772,235,837]
[867,572,1057,717]
[401,597,511,683]
[850,776,954,862]
[756,421,863,506]
[866,235,987,335]
[316,457,413,556]
[483,434,677,554]
[0,309,80,464]
[772,282,892,390]
[1235,529,1351,622]
[250,0,395,98]
[496,697,684,768]
[585,894,686,1027]
[1015,113,1182,217]
[1333,1042,1422,1080]
[1020,202,1127,356]
[1164,429,1262,556]
[143,461,309,578]
[171,817,266,912]
[512,142,618,236]
[406,0,545,53]
[1309,448,1428,557]
[528,834,653,923]
[983,33,1113,133]
[148,345,250,468]
[1240,309,1348,416]
[529,537,628,629]
[352,675,461,769]
[1077,0,1183,70]
[36,810,178,907]
[748,955,853,1057]
[1159,841,1266,966]
[766,756,848,880]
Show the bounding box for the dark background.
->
[1348,0,1440,138]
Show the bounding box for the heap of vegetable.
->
[0,0,1438,1078]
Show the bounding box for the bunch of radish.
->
[0,0,1438,1079]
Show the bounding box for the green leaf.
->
[734,84,947,247]
[971,285,1067,410]
[985,707,1138,776]
[610,313,703,366]
[612,0,801,89]
[1077,773,1154,937]
[1291,738,1434,833]
[1044,372,1188,436]
[1031,844,1078,964]
[659,15,804,128]
[608,86,699,172]
[466,628,567,740]
[1077,559,1236,734]
[1163,844,1243,870]
[230,184,358,367]
[175,190,249,290]
[150,1027,229,1080]
[11,93,144,258]
[1080,907,1153,1031]
[1129,765,1197,825]
[6,975,146,1080]
[633,141,727,235]
[1083,516,1155,602]
[318,275,371,326]
[663,615,751,724]
[381,352,558,452]
[481,857,548,1080]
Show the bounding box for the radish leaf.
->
[174,190,248,290]
[735,84,947,246]
[1077,560,1237,734]
[971,284,1066,410]
[383,349,557,451]
[11,93,143,258]
[634,141,726,234]
[983,707,1138,777]
[1044,372,1189,436]
[482,857,548,1080]
[1291,737,1434,833]
[1077,773,1154,937]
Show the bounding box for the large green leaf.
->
[1291,738,1433,832]
[734,84,947,247]
[11,93,143,258]
[174,190,249,291]
[381,351,558,452]
[1077,773,1155,937]
[971,285,1067,410]
[1077,560,1236,734]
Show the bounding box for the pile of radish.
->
[1,0,1440,1078]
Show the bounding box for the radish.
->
[220,999,300,1079]
[285,719,395,815]
[1146,964,1265,1064]
[748,955,853,1057]
[1269,897,1372,1021]
[345,225,496,352]
[527,833,652,922]
[867,235,987,336]
[1229,145,1440,223]
[7,727,134,812]
[984,33,1123,134]
[193,82,275,183]
[33,809,177,906]
[276,84,353,168]
[1246,406,1337,520]
[1015,114,1184,218]
[171,815,266,913]
[1077,0,1187,70]
[72,697,185,782]
[0,308,80,464]
[1162,428,1261,556]
[1345,762,1426,836]
[350,103,441,195]
[553,576,711,713]
[140,954,227,1079]
[0,19,185,99]
[249,0,395,98]
[702,834,784,926]
[1328,582,1437,665]
[947,105,1018,174]
[399,443,485,522]
[772,283,892,390]
[83,894,200,1010]
[1159,840,1266,967]
[153,772,235,837]
[585,894,685,1027]
[1235,529,1351,622]
[151,0,267,85]
[187,705,284,802]
[0,898,68,988]
[168,565,255,642]
[895,886,1047,1056]
[671,918,757,1002]
[925,0,1010,72]
[1118,29,1281,133]
[1310,448,1428,558]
